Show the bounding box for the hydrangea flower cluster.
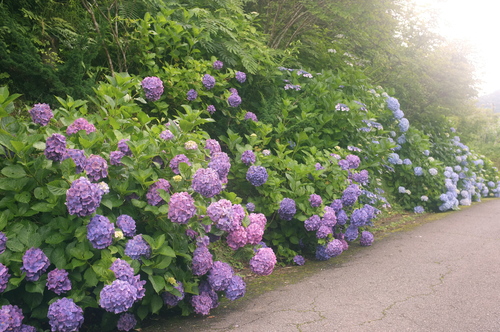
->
[414,205,425,214]
[304,215,320,232]
[246,165,268,186]
[228,89,242,107]
[87,215,114,249]
[85,154,108,182]
[398,118,410,132]
[226,226,247,250]
[169,154,191,175]
[117,313,137,332]
[209,152,231,183]
[213,60,223,69]
[66,118,96,135]
[360,231,374,246]
[191,293,213,315]
[309,194,322,207]
[29,103,53,126]
[0,264,8,292]
[335,103,349,111]
[162,281,185,306]
[235,71,246,83]
[66,176,102,216]
[110,259,135,280]
[63,148,87,173]
[207,105,216,114]
[184,140,198,150]
[116,214,136,237]
[246,213,267,245]
[141,76,164,101]
[99,280,140,314]
[293,255,305,265]
[278,198,296,220]
[0,232,6,254]
[118,139,132,156]
[146,178,171,206]
[205,139,221,155]
[350,169,369,184]
[0,305,24,331]
[386,97,400,112]
[244,111,258,121]
[125,235,151,260]
[246,202,255,212]
[342,184,361,206]
[202,74,216,89]
[187,89,198,101]
[168,192,197,224]
[192,245,213,276]
[160,129,174,140]
[207,261,234,291]
[207,199,245,232]
[47,269,71,295]
[21,247,50,281]
[109,150,125,166]
[241,150,256,165]
[192,168,222,198]
[45,133,67,162]
[225,275,246,301]
[249,247,277,276]
[47,298,84,332]
[344,225,359,241]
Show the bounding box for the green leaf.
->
[84,267,98,287]
[45,233,67,245]
[25,280,45,294]
[137,305,149,321]
[153,256,171,269]
[69,245,94,260]
[14,192,31,203]
[6,238,24,252]
[150,294,163,314]
[157,244,176,257]
[1,165,26,178]
[31,202,55,212]
[148,275,166,293]
[0,178,29,191]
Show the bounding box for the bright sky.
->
[413,0,500,95]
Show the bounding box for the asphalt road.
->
[142,199,500,332]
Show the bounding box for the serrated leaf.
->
[25,280,45,294]
[148,275,166,293]
[157,244,176,257]
[1,165,26,178]
[14,192,31,203]
[6,238,25,252]
[45,233,67,245]
[31,202,55,212]
[84,267,98,287]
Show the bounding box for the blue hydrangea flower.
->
[398,186,406,194]
[304,215,321,231]
[160,129,174,140]
[66,177,102,217]
[192,168,222,198]
[397,135,407,144]
[316,225,332,239]
[225,275,246,301]
[85,154,108,182]
[393,109,404,119]
[228,92,242,107]
[326,239,344,257]
[66,118,96,135]
[29,103,53,126]
[168,192,196,224]
[342,184,361,206]
[118,139,132,156]
[202,74,216,89]
[0,264,10,292]
[414,206,425,214]
[162,282,185,306]
[117,313,137,332]
[116,215,136,238]
[278,198,296,220]
[330,199,343,213]
[21,247,50,281]
[0,305,23,331]
[110,258,135,280]
[125,235,151,260]
[315,245,330,261]
[241,150,256,165]
[344,225,359,241]
[235,71,247,83]
[398,118,410,132]
[146,178,171,206]
[191,293,213,315]
[246,202,255,212]
[360,231,374,246]
[45,133,67,162]
[0,233,7,254]
[141,76,164,101]
[249,248,277,276]
[47,298,84,332]
[208,261,234,291]
[336,209,348,225]
[335,103,349,111]
[386,97,400,112]
[246,166,268,186]
[187,89,198,101]
[62,148,87,173]
[87,215,114,249]
[346,154,361,169]
[309,194,322,207]
[429,168,438,176]
[209,152,231,183]
[414,166,423,176]
[47,269,71,295]
[350,208,368,227]
[293,255,305,265]
[99,280,138,313]
[192,246,213,276]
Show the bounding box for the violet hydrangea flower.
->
[168,192,196,224]
[110,151,125,166]
[63,148,87,173]
[360,231,374,246]
[241,150,256,165]
[344,225,359,241]
[47,298,84,331]
[225,275,246,301]
[325,239,344,257]
[192,168,222,198]
[309,194,322,208]
[293,255,305,266]
[110,259,135,280]
[207,105,216,114]
[192,246,213,276]
[386,97,400,112]
[250,247,277,276]
[345,154,361,169]
[66,118,96,135]
[87,215,114,249]
[125,235,151,260]
[304,215,321,231]
[66,177,102,217]
[187,89,198,101]
[209,152,231,183]
[235,71,246,83]
[191,293,213,315]
[342,184,362,206]
[162,282,185,306]
[47,269,71,295]
[246,165,268,186]
[0,232,7,254]
[21,247,50,282]
[141,76,164,101]
[116,215,136,237]
[169,154,191,175]
[146,178,171,206]
[226,226,247,250]
[45,133,67,162]
[213,60,223,69]
[85,154,108,182]
[228,90,242,107]
[246,202,255,212]
[160,129,174,140]
[99,279,138,313]
[205,139,221,155]
[207,261,234,291]
[278,198,296,220]
[29,103,53,126]
[207,199,245,232]
[202,74,216,89]
[336,209,348,225]
[0,263,10,292]
[0,304,23,331]
[117,313,137,332]
[118,139,132,156]
[244,112,257,121]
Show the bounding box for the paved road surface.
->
[143,199,500,332]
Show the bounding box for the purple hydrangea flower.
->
[29,103,53,126]
[45,133,67,162]
[141,76,164,101]
[326,239,344,257]
[316,225,332,239]
[192,168,222,198]
[208,261,234,291]
[85,154,108,182]
[66,177,102,217]
[293,255,305,266]
[169,154,191,175]
[125,235,151,260]
[246,165,268,186]
[99,280,138,314]
[47,298,84,332]
[240,151,256,165]
[109,150,124,166]
[0,264,9,292]
[244,112,257,122]
[315,245,330,261]
[87,215,114,249]
[146,178,171,206]
[246,202,255,212]
[345,154,361,169]
[0,233,7,254]
[235,71,247,83]
[116,215,136,238]
[344,225,359,241]
[213,60,223,69]
[110,258,135,280]
[209,152,231,183]
[336,209,348,225]
[228,92,242,108]
[187,89,198,101]
[249,248,276,276]
[205,139,221,155]
[304,215,321,231]
[191,293,213,315]
[66,118,96,135]
[309,194,322,208]
[160,129,174,140]
[207,105,216,114]
[226,226,247,250]
[117,313,137,331]
[246,222,264,245]
[21,247,50,282]
[168,192,196,224]
[386,97,400,112]
[192,246,213,276]
[350,208,368,227]
[338,159,349,170]
[315,163,325,170]
[249,213,267,228]
[118,139,132,157]
[225,275,246,301]
[0,305,23,331]
[207,199,245,232]
[351,169,369,184]
[278,198,296,221]
[63,148,87,173]
[202,74,216,89]
[330,199,343,213]
[47,269,71,295]
[162,282,185,306]
[393,109,404,119]
[360,231,374,246]
[414,205,425,214]
[322,206,337,227]
[342,184,361,206]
